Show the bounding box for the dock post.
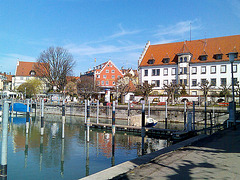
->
[86,141,90,176]
[148,100,150,118]
[24,130,29,168]
[40,136,43,171]
[41,99,44,136]
[192,101,195,131]
[204,101,207,134]
[84,99,87,124]
[30,98,32,117]
[127,100,130,126]
[11,98,14,117]
[111,132,115,167]
[61,139,65,177]
[62,100,65,139]
[141,103,145,155]
[112,101,116,136]
[184,100,187,130]
[97,100,99,124]
[165,101,168,129]
[26,99,30,134]
[86,100,90,142]
[1,101,9,178]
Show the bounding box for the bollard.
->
[112,101,116,135]
[84,100,87,124]
[26,99,30,134]
[1,101,9,178]
[86,100,90,142]
[41,99,44,136]
[127,100,130,126]
[192,101,195,131]
[62,101,65,139]
[96,100,99,124]
[184,100,187,130]
[165,101,168,129]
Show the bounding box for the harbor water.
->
[0,114,172,179]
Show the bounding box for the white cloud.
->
[154,20,202,38]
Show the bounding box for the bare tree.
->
[65,81,77,101]
[34,46,75,91]
[163,82,180,105]
[77,76,96,100]
[219,84,231,102]
[115,73,137,103]
[235,81,240,105]
[199,80,212,105]
[135,82,154,103]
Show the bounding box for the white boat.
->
[146,117,158,127]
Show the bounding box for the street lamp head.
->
[229,52,236,63]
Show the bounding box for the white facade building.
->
[138,35,240,99]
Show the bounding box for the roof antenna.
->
[190,22,191,42]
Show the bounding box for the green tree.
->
[219,85,231,102]
[199,80,212,105]
[17,78,42,98]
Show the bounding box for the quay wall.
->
[39,104,228,124]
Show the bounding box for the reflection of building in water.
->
[97,133,112,158]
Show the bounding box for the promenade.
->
[113,126,240,179]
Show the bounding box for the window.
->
[112,75,115,79]
[172,68,176,75]
[106,81,109,85]
[97,81,100,85]
[111,70,115,73]
[144,70,148,76]
[192,91,197,95]
[117,75,121,79]
[144,81,148,85]
[221,65,226,73]
[233,65,237,73]
[180,79,183,85]
[172,79,177,84]
[113,81,115,85]
[215,54,222,60]
[103,75,106,79]
[200,55,207,61]
[164,68,168,76]
[192,79,197,87]
[211,66,216,74]
[211,78,216,86]
[97,75,100,78]
[192,67,197,74]
[20,77,23,80]
[106,70,109,73]
[184,79,187,85]
[221,78,226,86]
[147,59,155,64]
[179,57,183,63]
[101,81,104,85]
[184,67,187,74]
[152,80,160,87]
[163,58,170,63]
[179,67,183,74]
[163,80,168,85]
[201,66,206,74]
[234,78,238,85]
[152,69,160,76]
[184,57,187,62]
[201,79,207,85]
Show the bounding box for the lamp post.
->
[229,52,236,129]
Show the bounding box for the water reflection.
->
[3,115,172,179]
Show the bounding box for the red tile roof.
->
[16,61,47,77]
[140,35,240,67]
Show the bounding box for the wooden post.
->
[26,99,30,134]
[112,101,116,135]
[62,101,65,139]
[41,99,44,136]
[97,100,99,124]
[86,100,90,142]
[84,100,87,124]
[127,100,130,126]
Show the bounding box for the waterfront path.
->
[113,126,240,180]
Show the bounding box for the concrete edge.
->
[80,134,208,180]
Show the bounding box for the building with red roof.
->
[138,35,240,98]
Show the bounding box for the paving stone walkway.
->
[113,126,240,180]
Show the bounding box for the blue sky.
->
[0,0,240,76]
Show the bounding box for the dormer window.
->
[147,59,155,64]
[29,70,36,76]
[227,52,238,58]
[214,54,222,60]
[179,57,183,63]
[162,58,170,63]
[199,55,208,61]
